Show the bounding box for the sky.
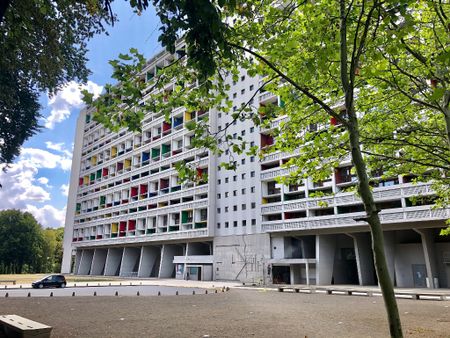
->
[0,3,162,228]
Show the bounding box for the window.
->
[241,89,245,95]
[250,85,254,91]
[217,208,221,214]
[225,177,229,183]
[218,179,221,184]
[251,202,256,209]
[217,193,221,199]
[218,113,222,118]
[225,206,229,212]
[251,219,256,226]
[233,190,237,196]
[251,186,255,193]
[241,173,246,179]
[242,220,247,226]
[241,130,246,136]
[225,149,229,155]
[241,159,245,165]
[233,175,237,182]
[225,221,229,228]
[218,125,222,131]
[242,204,246,210]
[233,106,237,111]
[250,127,254,133]
[242,188,246,194]
[233,205,237,211]
[233,221,238,227]
[233,133,237,139]
[217,222,221,229]
[218,166,221,171]
[251,171,255,177]
[241,75,245,81]
[233,93,237,98]
[250,156,255,162]
[250,141,255,147]
[225,192,229,198]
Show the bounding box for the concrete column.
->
[74,250,82,274]
[78,249,94,275]
[305,262,310,286]
[138,246,161,277]
[104,248,123,276]
[351,233,375,286]
[119,247,141,277]
[382,231,396,285]
[415,228,438,288]
[159,244,183,278]
[316,235,336,285]
[90,249,108,275]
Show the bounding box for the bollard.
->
[27,292,31,297]
[72,291,75,297]
[140,282,142,285]
[226,287,230,292]
[115,291,118,296]
[50,292,53,297]
[137,291,140,296]
[205,290,208,294]
[120,282,122,286]
[98,283,100,286]
[192,290,195,295]
[176,291,179,296]
[94,291,97,296]
[130,282,132,286]
[158,291,161,296]
[74,283,76,287]
[4,286,6,289]
[20,285,22,289]
[5,293,8,298]
[109,282,111,286]
[86,283,89,287]
[215,290,218,294]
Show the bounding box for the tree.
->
[0,0,113,166]
[85,1,450,337]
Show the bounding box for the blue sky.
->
[0,3,162,228]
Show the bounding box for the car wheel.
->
[60,283,66,288]
[38,284,43,289]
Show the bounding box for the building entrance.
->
[272,266,290,284]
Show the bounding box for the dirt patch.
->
[0,289,448,337]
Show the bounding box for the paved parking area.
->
[0,289,449,337]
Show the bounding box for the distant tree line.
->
[0,209,64,274]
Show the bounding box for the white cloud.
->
[38,177,49,185]
[21,147,72,171]
[44,81,103,129]
[25,204,66,229]
[60,183,69,197]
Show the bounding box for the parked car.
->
[32,275,66,289]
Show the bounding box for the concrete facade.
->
[63,44,450,288]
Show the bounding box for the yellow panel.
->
[184,111,192,121]
[124,159,131,168]
[262,198,268,204]
[111,146,117,157]
[83,176,89,184]
[91,156,97,165]
[111,223,118,233]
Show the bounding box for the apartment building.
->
[62,45,450,288]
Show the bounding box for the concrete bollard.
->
[50,292,53,297]
[205,290,208,294]
[94,291,97,296]
[98,283,100,286]
[27,292,31,297]
[226,287,230,292]
[130,282,132,286]
[5,293,8,298]
[115,291,118,296]
[120,282,122,286]
[74,283,76,287]
[215,290,218,294]
[176,291,179,296]
[137,291,140,296]
[4,286,6,289]
[140,282,142,285]
[192,291,195,295]
[109,282,111,286]
[20,285,22,289]
[86,283,89,287]
[72,292,75,297]
[158,291,161,296]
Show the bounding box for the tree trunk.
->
[347,120,403,338]
[442,91,450,150]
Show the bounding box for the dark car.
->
[32,275,67,289]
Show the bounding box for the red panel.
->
[162,121,171,131]
[128,220,136,231]
[102,168,109,177]
[119,221,127,231]
[79,178,83,186]
[140,184,148,194]
[131,186,139,197]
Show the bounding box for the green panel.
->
[161,144,170,154]
[100,196,106,205]
[85,114,91,123]
[96,169,102,179]
[151,148,160,158]
[181,211,189,224]
[76,203,81,211]
[90,173,95,181]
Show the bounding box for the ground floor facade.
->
[72,223,450,288]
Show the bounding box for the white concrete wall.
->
[61,111,85,273]
[213,233,271,283]
[383,231,396,285]
[434,242,450,288]
[78,249,94,275]
[271,237,285,259]
[159,244,183,278]
[120,247,141,277]
[90,249,108,275]
[104,248,123,276]
[316,235,336,285]
[352,233,376,285]
[138,246,161,277]
[74,250,82,274]
[395,243,425,288]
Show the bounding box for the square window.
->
[242,220,247,226]
[250,85,254,91]
[218,179,221,184]
[225,206,229,212]
[233,205,237,211]
[251,202,256,209]
[250,127,254,133]
[218,113,222,118]
[233,190,237,196]
[241,159,245,165]
[250,156,255,162]
[241,130,246,136]
[241,173,246,179]
[225,177,229,183]
[241,89,245,95]
[251,219,256,226]
[250,171,255,177]
[251,186,255,193]
[242,188,246,194]
[242,204,246,210]
[225,192,229,197]
[217,193,221,199]
[225,221,229,228]
[217,222,221,229]
[233,175,237,181]
[217,208,221,213]
[233,93,237,98]
[233,221,238,227]
[241,75,245,81]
